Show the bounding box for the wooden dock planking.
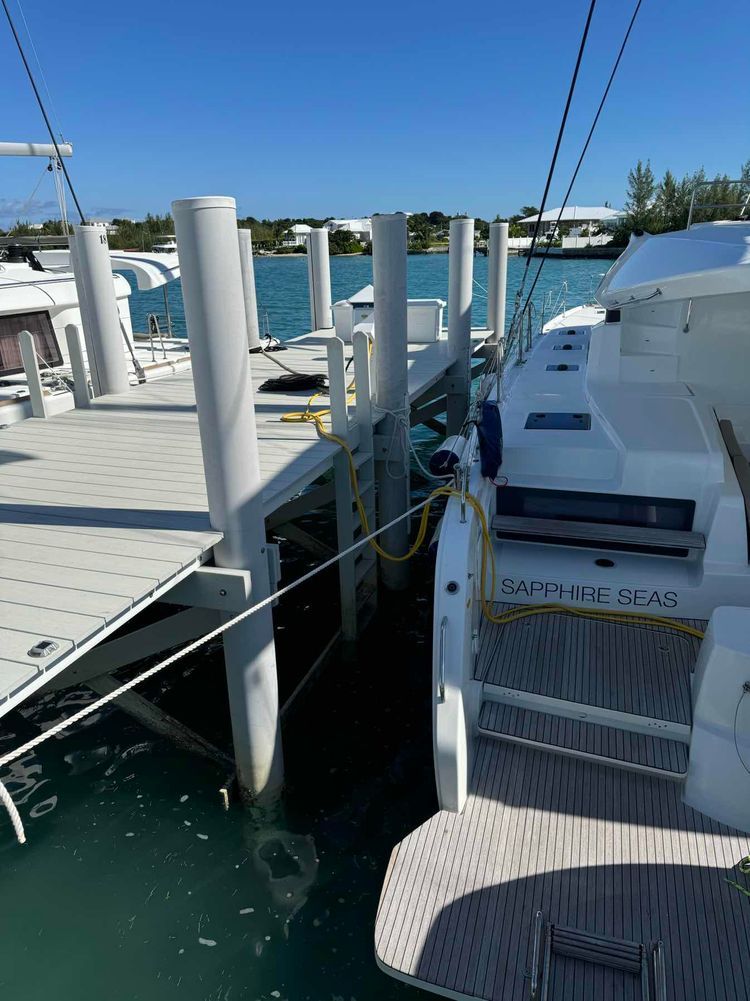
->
[0,330,488,713]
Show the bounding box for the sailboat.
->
[375,215,750,998]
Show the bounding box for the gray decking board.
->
[476,604,706,724]
[0,331,484,712]
[479,700,689,774]
[375,738,750,1001]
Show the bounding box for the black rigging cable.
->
[513,0,597,314]
[1,0,86,224]
[520,0,643,317]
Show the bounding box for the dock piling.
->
[446,217,474,434]
[172,195,283,801]
[372,213,410,591]
[71,223,130,397]
[487,221,508,345]
[238,228,261,351]
[307,229,333,330]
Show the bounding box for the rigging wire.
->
[1,0,86,224]
[511,0,597,316]
[519,0,643,318]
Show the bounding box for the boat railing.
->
[146,312,168,361]
[687,178,750,228]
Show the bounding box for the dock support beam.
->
[487,221,508,345]
[446,217,474,434]
[373,213,410,591]
[307,228,333,330]
[173,195,283,802]
[71,223,130,397]
[238,228,261,351]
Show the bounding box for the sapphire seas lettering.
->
[500,579,678,609]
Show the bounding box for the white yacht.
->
[376,220,750,999]
[0,237,190,423]
[152,235,178,254]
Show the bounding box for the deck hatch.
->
[552,343,582,351]
[545,364,580,371]
[524,412,591,430]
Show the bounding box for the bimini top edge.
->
[34,249,180,290]
[596,221,750,307]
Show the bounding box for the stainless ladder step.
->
[479,701,688,779]
[529,912,666,1001]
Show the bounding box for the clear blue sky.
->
[2,0,748,225]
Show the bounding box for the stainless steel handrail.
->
[687,178,750,228]
[437,616,447,703]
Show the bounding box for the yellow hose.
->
[281,396,705,641]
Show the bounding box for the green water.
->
[0,254,607,1001]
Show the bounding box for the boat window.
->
[497,486,695,531]
[0,311,62,377]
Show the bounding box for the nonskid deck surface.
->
[476,604,706,724]
[375,737,750,1001]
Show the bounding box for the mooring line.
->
[0,494,439,845]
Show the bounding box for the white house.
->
[324,218,372,243]
[282,223,312,247]
[519,206,623,237]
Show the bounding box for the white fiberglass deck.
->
[0,331,486,712]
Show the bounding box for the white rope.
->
[373,404,411,481]
[0,493,440,845]
[0,778,25,845]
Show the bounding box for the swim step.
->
[491,514,705,555]
[478,700,688,778]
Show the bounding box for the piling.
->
[487,221,508,344]
[372,213,410,591]
[238,228,261,351]
[446,217,474,434]
[172,195,283,801]
[307,228,333,330]
[71,223,130,397]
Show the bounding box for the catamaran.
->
[0,141,190,423]
[376,217,750,999]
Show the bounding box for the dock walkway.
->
[0,330,488,714]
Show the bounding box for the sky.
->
[1,0,748,225]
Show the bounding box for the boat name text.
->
[499,578,678,608]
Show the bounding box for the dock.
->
[0,329,488,715]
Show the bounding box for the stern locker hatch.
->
[493,486,703,556]
[0,311,62,377]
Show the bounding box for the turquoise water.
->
[1,254,607,1001]
[127,252,608,341]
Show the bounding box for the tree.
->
[519,205,540,219]
[654,169,681,232]
[328,229,363,255]
[624,160,656,231]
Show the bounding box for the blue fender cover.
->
[477,400,503,479]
